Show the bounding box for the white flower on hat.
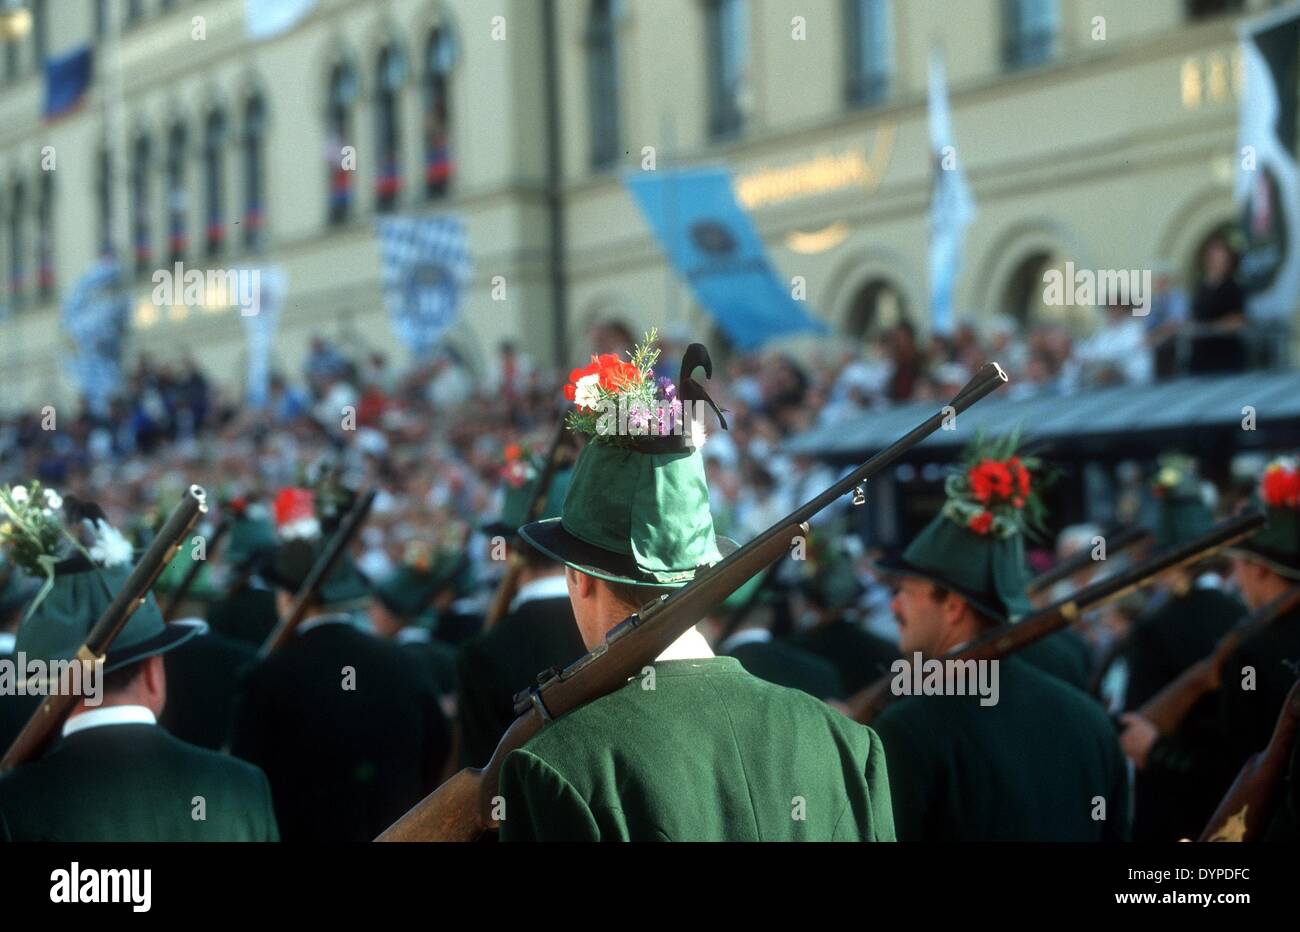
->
[43,488,62,511]
[11,486,27,504]
[87,518,134,567]
[573,374,602,410]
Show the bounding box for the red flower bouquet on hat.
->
[1261,460,1300,509]
[562,328,691,445]
[943,434,1048,538]
[273,487,320,540]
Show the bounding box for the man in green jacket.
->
[0,496,279,842]
[497,340,895,841]
[870,438,1129,841]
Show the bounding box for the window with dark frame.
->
[705,0,748,141]
[422,27,455,199]
[844,0,893,107]
[1002,0,1057,71]
[203,105,227,257]
[587,0,622,170]
[326,58,357,224]
[375,42,406,213]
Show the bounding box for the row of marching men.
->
[0,444,1297,841]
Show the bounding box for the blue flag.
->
[928,48,975,337]
[624,167,827,350]
[43,45,93,122]
[61,259,129,414]
[376,216,473,359]
[241,268,287,410]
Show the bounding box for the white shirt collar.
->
[0,632,15,653]
[656,626,716,662]
[297,613,355,636]
[718,627,772,655]
[1194,572,1224,591]
[63,705,157,738]
[395,626,432,645]
[509,574,570,613]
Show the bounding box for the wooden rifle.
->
[1,485,208,772]
[1199,678,1300,842]
[483,418,569,630]
[257,488,377,658]
[374,362,1010,841]
[1137,582,1300,735]
[847,510,1267,725]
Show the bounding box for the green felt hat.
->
[801,554,865,614]
[153,541,220,601]
[875,435,1044,623]
[484,467,572,538]
[224,509,278,569]
[520,441,735,588]
[17,557,204,674]
[262,538,372,607]
[877,514,1032,623]
[370,553,466,621]
[1151,464,1214,551]
[1229,461,1300,580]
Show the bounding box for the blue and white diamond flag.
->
[376,216,473,359]
[61,258,130,415]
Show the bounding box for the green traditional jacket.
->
[1018,629,1094,692]
[0,721,279,842]
[498,656,895,841]
[873,656,1129,841]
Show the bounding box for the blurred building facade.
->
[0,0,1290,408]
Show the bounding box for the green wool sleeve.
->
[862,726,898,841]
[259,769,281,843]
[498,749,602,842]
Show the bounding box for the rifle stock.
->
[1,485,208,772]
[376,361,1011,841]
[1199,679,1300,842]
[1139,583,1300,735]
[848,510,1266,725]
[258,488,377,658]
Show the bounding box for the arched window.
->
[326,57,358,224]
[844,0,893,107]
[203,105,227,256]
[1002,251,1059,327]
[130,131,153,275]
[587,0,622,169]
[242,89,267,251]
[7,179,26,309]
[96,144,113,256]
[37,172,53,300]
[846,279,907,341]
[422,26,456,199]
[374,41,406,212]
[165,119,189,264]
[705,0,748,140]
[1002,0,1057,70]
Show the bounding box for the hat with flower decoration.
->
[519,330,736,588]
[260,486,371,605]
[221,495,279,571]
[370,532,469,622]
[1149,456,1216,551]
[482,441,572,539]
[1228,458,1300,580]
[875,435,1048,623]
[0,483,204,674]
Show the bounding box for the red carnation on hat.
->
[1261,462,1300,509]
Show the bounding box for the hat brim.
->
[873,554,1014,623]
[519,517,738,588]
[104,618,207,673]
[1224,544,1300,581]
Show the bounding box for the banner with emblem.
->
[61,258,129,416]
[1236,3,1300,319]
[376,215,473,360]
[624,167,827,350]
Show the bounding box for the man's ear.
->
[567,566,594,600]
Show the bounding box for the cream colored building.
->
[0,0,1289,409]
